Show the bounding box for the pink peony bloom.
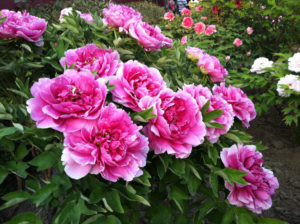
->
[181,36,188,45]
[194,22,206,34]
[109,60,166,112]
[103,4,142,32]
[196,5,204,12]
[59,7,94,23]
[60,43,121,79]
[201,16,208,20]
[221,144,279,214]
[186,47,205,61]
[198,53,228,82]
[62,103,149,181]
[247,51,251,56]
[129,21,172,51]
[26,69,107,133]
[182,17,194,29]
[233,38,243,47]
[143,88,206,158]
[183,84,234,143]
[213,83,256,127]
[0,10,47,45]
[226,56,230,61]
[181,8,191,17]
[247,27,253,35]
[205,25,216,35]
[164,11,175,21]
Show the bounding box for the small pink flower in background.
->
[261,5,266,9]
[205,25,216,35]
[0,9,47,45]
[247,51,251,56]
[182,17,194,29]
[198,53,228,82]
[129,21,172,51]
[26,69,107,133]
[226,56,230,61]
[54,42,58,47]
[186,47,205,60]
[201,16,208,20]
[164,11,175,21]
[213,83,256,127]
[60,44,121,79]
[194,22,206,34]
[247,27,253,35]
[249,1,254,5]
[233,38,242,47]
[221,144,279,214]
[59,7,94,23]
[143,88,206,159]
[196,5,204,12]
[109,60,166,112]
[62,103,149,181]
[181,36,188,45]
[103,4,142,32]
[181,8,191,17]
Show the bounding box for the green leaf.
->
[188,164,202,180]
[132,107,157,123]
[224,133,242,144]
[203,110,223,122]
[0,191,31,210]
[236,210,254,224]
[205,122,225,129]
[0,166,8,184]
[215,168,247,185]
[169,159,186,177]
[208,147,218,165]
[201,100,210,114]
[125,192,151,206]
[89,187,106,203]
[29,151,57,171]
[258,218,288,224]
[5,161,29,178]
[198,201,215,218]
[105,190,124,213]
[209,173,218,198]
[31,183,57,206]
[134,170,151,186]
[0,113,13,120]
[221,207,234,224]
[187,174,199,196]
[0,102,5,113]
[15,143,29,161]
[0,127,18,139]
[4,212,42,224]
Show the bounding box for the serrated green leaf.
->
[203,110,223,122]
[29,151,57,171]
[133,107,156,123]
[215,168,247,185]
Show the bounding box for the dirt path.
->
[247,109,300,224]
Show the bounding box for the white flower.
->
[59,7,73,22]
[288,52,300,73]
[277,74,300,97]
[250,57,273,74]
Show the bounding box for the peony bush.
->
[0,2,289,224]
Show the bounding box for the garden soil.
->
[248,109,300,224]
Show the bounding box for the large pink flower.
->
[59,7,94,23]
[247,27,253,35]
[143,89,206,158]
[182,17,194,29]
[194,22,206,34]
[26,69,107,133]
[60,44,121,79]
[183,84,234,143]
[110,60,166,112]
[103,4,142,32]
[129,21,172,51]
[62,103,149,181]
[205,25,216,35]
[198,53,228,82]
[0,10,47,45]
[164,11,175,21]
[186,47,205,61]
[221,144,279,214]
[181,8,191,17]
[181,36,188,45]
[213,83,256,127]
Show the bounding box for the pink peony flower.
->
[183,84,234,143]
[198,53,228,82]
[226,56,230,61]
[181,8,191,17]
[247,27,253,35]
[233,38,243,47]
[129,21,172,51]
[60,44,120,79]
[59,8,94,23]
[213,83,256,127]
[182,17,194,29]
[0,10,47,45]
[247,51,251,56]
[181,36,188,45]
[62,103,149,181]
[109,60,166,112]
[201,16,208,20]
[205,25,216,35]
[221,144,279,214]
[26,69,107,133]
[194,22,206,34]
[103,4,142,32]
[196,5,204,12]
[186,47,205,60]
[164,11,175,21]
[143,88,206,158]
